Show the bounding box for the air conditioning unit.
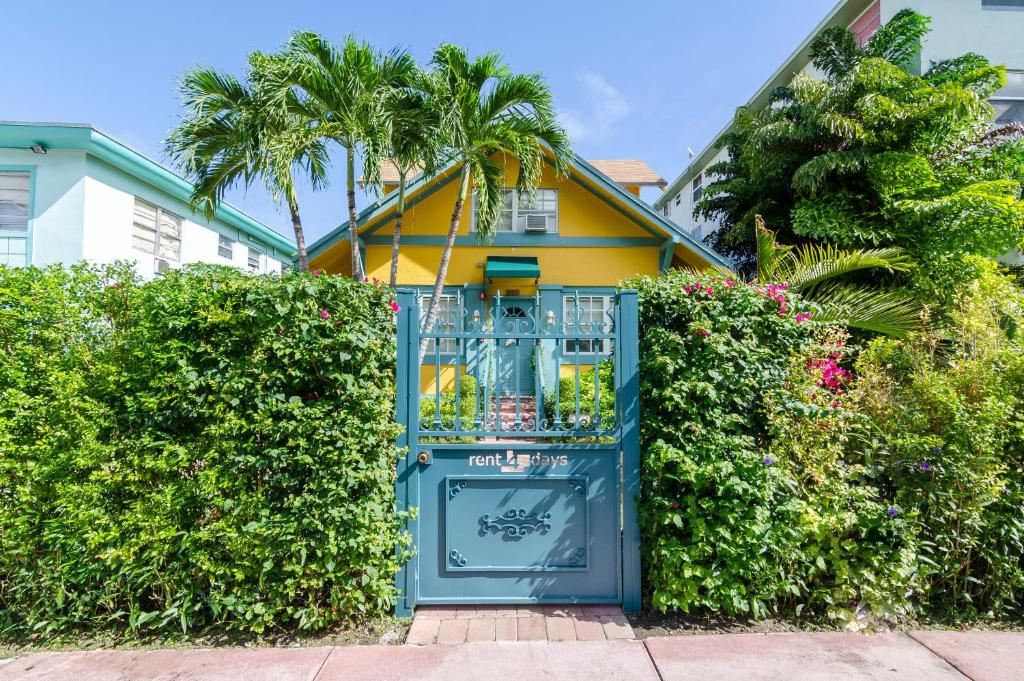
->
[523,214,549,233]
[154,258,170,274]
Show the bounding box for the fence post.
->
[394,289,417,617]
[617,290,642,613]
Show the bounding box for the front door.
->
[496,299,534,397]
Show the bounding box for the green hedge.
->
[632,268,1024,627]
[0,264,405,636]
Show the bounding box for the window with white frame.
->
[673,193,681,207]
[691,173,703,204]
[992,71,1024,125]
[473,189,558,233]
[247,246,263,272]
[563,295,613,354]
[132,198,181,261]
[0,172,30,267]
[218,234,234,260]
[983,0,1024,10]
[420,294,458,355]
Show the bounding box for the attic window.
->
[472,189,558,233]
[692,174,703,204]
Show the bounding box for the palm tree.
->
[750,215,920,337]
[417,44,571,359]
[165,55,327,272]
[368,83,440,287]
[276,33,416,280]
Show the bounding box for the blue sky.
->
[5,0,837,244]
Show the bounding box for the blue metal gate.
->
[394,289,641,616]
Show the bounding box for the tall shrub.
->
[0,264,404,636]
[632,270,916,626]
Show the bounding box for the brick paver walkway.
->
[406,605,635,644]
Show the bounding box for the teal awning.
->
[485,256,540,279]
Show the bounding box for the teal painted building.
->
[0,121,294,274]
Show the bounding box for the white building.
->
[655,0,1024,242]
[0,121,294,276]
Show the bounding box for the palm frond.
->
[807,281,920,337]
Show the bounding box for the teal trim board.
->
[394,289,642,612]
[485,255,540,279]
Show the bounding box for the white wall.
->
[662,147,729,241]
[885,0,1024,72]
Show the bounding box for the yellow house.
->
[307,152,728,394]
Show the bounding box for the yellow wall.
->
[310,156,682,284]
[365,244,659,290]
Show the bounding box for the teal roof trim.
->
[305,151,732,270]
[0,121,296,255]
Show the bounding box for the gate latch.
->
[417,451,432,465]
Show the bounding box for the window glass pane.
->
[218,235,234,259]
[132,199,158,254]
[0,235,29,266]
[983,0,1024,9]
[0,172,30,232]
[158,211,181,260]
[516,189,557,232]
[421,294,458,354]
[247,247,262,271]
[994,100,1024,125]
[564,296,610,354]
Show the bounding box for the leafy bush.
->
[846,266,1024,619]
[0,263,405,636]
[632,270,918,626]
[542,360,615,430]
[420,374,477,442]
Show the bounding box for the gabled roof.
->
[0,121,296,255]
[307,151,731,269]
[587,160,666,188]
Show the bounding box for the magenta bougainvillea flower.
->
[312,269,320,277]
[320,309,330,320]
[724,279,735,288]
[694,328,710,337]
[683,285,693,294]
[389,301,401,313]
[796,312,813,323]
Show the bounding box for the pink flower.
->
[694,328,710,337]
[683,285,692,294]
[362,277,369,283]
[796,312,813,323]
[389,301,401,313]
[320,309,330,319]
[832,400,841,409]
[704,285,714,295]
[312,269,320,277]
[724,279,735,288]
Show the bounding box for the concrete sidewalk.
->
[1,630,1021,681]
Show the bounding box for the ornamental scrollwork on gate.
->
[480,508,552,537]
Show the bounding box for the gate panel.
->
[394,289,640,615]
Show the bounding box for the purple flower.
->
[887,507,899,518]
[762,456,774,467]
[919,461,932,472]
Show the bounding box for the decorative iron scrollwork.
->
[568,478,586,496]
[568,547,586,566]
[449,549,467,567]
[480,508,552,537]
[449,480,467,498]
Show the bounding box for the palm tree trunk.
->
[388,173,406,288]
[419,164,471,362]
[289,198,309,273]
[346,145,363,280]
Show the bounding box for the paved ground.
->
[406,605,634,644]
[2,630,1021,680]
